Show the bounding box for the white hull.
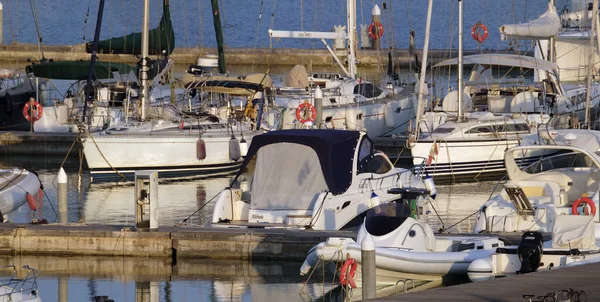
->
[0,169,41,216]
[83,131,260,178]
[300,236,498,284]
[411,139,544,181]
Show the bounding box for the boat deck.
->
[376,261,600,301]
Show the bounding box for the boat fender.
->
[572,195,596,216]
[345,107,358,130]
[467,258,494,282]
[384,103,396,128]
[339,258,357,288]
[239,137,248,157]
[424,173,437,199]
[196,138,206,160]
[229,135,241,161]
[369,192,380,207]
[26,192,37,211]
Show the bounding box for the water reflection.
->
[0,255,334,302]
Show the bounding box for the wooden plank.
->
[374,262,600,302]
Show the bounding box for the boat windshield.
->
[523,151,595,174]
[364,201,416,236]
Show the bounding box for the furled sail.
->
[86,0,175,56]
[499,3,561,41]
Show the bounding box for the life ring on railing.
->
[339,258,358,288]
[295,101,317,125]
[23,99,43,123]
[471,23,488,43]
[572,196,596,216]
[368,21,384,40]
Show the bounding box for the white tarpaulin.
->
[499,3,561,41]
[251,143,328,210]
[552,215,598,250]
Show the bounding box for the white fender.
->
[384,102,396,128]
[345,106,358,130]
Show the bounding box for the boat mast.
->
[549,0,556,63]
[457,0,464,121]
[211,0,226,74]
[347,0,357,79]
[585,0,598,129]
[140,0,150,121]
[82,0,105,125]
[415,0,434,136]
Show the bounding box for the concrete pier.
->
[0,223,354,260]
[1,43,504,68]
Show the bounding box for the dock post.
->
[58,276,68,302]
[370,5,381,50]
[57,167,68,223]
[314,86,323,128]
[134,171,159,230]
[361,234,376,299]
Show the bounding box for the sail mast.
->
[415,0,434,136]
[82,0,105,125]
[585,0,598,129]
[458,0,464,121]
[140,0,150,121]
[211,0,226,74]
[347,0,356,79]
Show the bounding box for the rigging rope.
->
[28,0,45,59]
[254,0,264,48]
[82,1,91,42]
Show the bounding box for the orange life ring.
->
[339,258,358,288]
[471,23,489,43]
[23,99,43,122]
[572,196,596,216]
[368,21,384,40]
[295,101,317,125]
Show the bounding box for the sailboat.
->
[264,1,418,138]
[409,1,588,183]
[81,0,263,180]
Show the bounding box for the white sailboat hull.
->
[83,131,259,178]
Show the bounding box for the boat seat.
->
[504,180,567,207]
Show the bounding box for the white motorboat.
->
[0,168,41,219]
[211,129,434,230]
[473,134,600,235]
[299,201,504,286]
[468,215,600,282]
[0,265,41,302]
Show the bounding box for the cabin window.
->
[432,127,455,134]
[357,137,375,174]
[361,153,393,174]
[353,83,383,99]
[466,126,494,134]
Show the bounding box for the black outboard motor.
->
[518,231,544,274]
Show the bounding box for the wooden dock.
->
[375,262,600,302]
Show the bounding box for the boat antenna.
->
[82,0,105,125]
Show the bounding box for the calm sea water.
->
[4,0,550,51]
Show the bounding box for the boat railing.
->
[0,265,40,298]
[395,279,415,294]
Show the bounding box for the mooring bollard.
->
[134,171,159,230]
[362,234,376,299]
[57,167,68,223]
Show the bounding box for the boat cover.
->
[26,61,136,80]
[552,215,597,250]
[235,130,360,196]
[499,3,561,41]
[433,54,558,72]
